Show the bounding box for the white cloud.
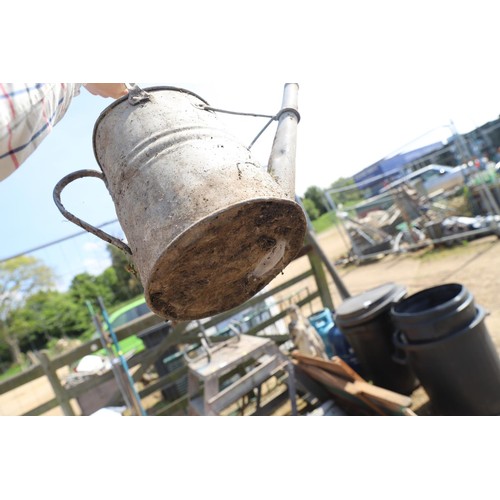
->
[83,241,106,253]
[81,238,112,275]
[83,257,112,276]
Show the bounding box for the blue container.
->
[328,324,351,358]
[328,324,363,373]
[308,309,335,358]
[308,309,363,371]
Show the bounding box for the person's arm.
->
[83,83,128,99]
[0,83,127,182]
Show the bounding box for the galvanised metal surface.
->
[56,85,306,321]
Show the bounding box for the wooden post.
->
[305,235,335,312]
[297,195,350,305]
[36,351,75,416]
[305,229,350,303]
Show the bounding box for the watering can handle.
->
[53,169,133,255]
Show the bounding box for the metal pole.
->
[268,83,300,199]
[97,297,147,416]
[482,183,500,214]
[268,83,351,300]
[478,183,495,215]
[86,301,135,414]
[449,120,473,164]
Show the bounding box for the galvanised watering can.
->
[54,84,306,321]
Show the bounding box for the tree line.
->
[0,245,143,371]
[302,177,364,220]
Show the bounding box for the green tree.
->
[106,245,143,302]
[328,177,364,205]
[303,186,329,216]
[10,291,85,347]
[95,267,118,296]
[67,272,119,337]
[0,256,54,365]
[70,272,115,311]
[302,197,320,220]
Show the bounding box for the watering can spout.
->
[268,83,300,199]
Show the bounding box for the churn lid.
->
[335,282,407,327]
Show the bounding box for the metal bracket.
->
[125,83,151,105]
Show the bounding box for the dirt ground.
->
[2,226,500,416]
[274,226,500,351]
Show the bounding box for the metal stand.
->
[187,334,298,416]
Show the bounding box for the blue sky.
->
[3,3,500,290]
[2,76,499,290]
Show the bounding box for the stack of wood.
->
[292,352,416,416]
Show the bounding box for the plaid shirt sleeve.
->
[0,83,81,182]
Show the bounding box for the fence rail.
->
[0,245,334,416]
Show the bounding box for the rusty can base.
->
[145,199,307,321]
